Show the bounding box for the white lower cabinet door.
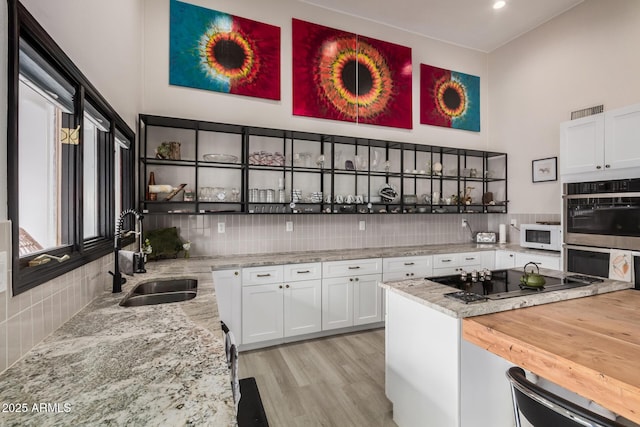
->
[284,279,322,338]
[242,284,284,344]
[353,274,383,326]
[322,277,353,331]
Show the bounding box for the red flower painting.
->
[292,19,412,129]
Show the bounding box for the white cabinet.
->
[284,279,322,338]
[495,250,560,271]
[322,273,383,330]
[242,265,284,285]
[242,263,322,345]
[212,269,242,340]
[560,114,604,175]
[382,255,433,281]
[604,103,640,171]
[322,258,382,278]
[283,262,322,282]
[322,277,353,330]
[495,250,516,270]
[560,103,640,177]
[431,251,491,277]
[354,274,384,325]
[515,252,560,271]
[322,258,383,331]
[242,283,284,344]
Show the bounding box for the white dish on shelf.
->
[203,153,238,163]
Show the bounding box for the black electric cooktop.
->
[429,269,602,303]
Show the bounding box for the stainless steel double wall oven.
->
[564,177,640,288]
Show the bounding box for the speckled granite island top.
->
[380,268,634,318]
[0,259,236,427]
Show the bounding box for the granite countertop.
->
[380,268,634,318]
[0,243,562,426]
[208,242,555,270]
[0,258,236,427]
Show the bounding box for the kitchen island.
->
[463,290,640,424]
[380,270,634,427]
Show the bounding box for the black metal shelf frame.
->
[138,114,508,215]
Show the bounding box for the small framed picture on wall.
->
[532,157,557,182]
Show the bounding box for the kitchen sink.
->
[120,278,197,307]
[131,279,198,295]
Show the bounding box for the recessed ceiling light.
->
[493,1,506,9]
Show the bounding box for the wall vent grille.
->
[571,105,604,120]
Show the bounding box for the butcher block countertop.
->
[462,289,640,423]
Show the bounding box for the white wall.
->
[142,0,489,150]
[19,0,144,129]
[488,0,640,213]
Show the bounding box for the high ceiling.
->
[299,0,584,52]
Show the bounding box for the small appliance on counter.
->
[520,223,562,251]
[475,232,497,243]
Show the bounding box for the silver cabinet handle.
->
[441,259,452,263]
[404,262,415,266]
[348,266,361,270]
[257,273,271,277]
[465,257,475,261]
[296,270,310,274]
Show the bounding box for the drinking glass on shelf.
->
[231,188,240,202]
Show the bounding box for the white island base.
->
[385,290,516,427]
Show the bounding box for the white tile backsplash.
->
[144,213,491,257]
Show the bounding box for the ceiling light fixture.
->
[493,1,506,9]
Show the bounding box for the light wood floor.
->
[239,329,397,427]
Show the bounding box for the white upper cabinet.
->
[560,103,640,179]
[560,114,604,175]
[604,104,640,171]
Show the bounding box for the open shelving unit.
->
[138,114,508,215]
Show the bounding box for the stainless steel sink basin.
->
[120,278,197,307]
[132,279,198,295]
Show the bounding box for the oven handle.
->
[565,192,640,199]
[564,244,612,254]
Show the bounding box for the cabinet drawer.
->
[433,254,459,269]
[430,266,461,277]
[459,252,482,267]
[323,258,382,278]
[383,256,433,278]
[284,262,322,282]
[515,253,561,271]
[242,265,284,286]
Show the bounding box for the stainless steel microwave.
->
[520,224,562,251]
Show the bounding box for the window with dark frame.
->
[7,0,135,295]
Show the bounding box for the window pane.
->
[83,103,108,240]
[18,39,76,256]
[115,129,133,231]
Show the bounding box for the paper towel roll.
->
[499,224,507,243]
